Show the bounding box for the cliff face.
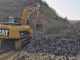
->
[0,0,70,34]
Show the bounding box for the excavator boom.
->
[21,3,41,25]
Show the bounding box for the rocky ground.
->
[21,30,80,57]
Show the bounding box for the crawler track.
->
[0,46,22,60]
[0,37,31,60]
[0,46,12,54]
[0,46,19,60]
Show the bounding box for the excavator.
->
[0,3,41,50]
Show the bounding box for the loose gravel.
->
[23,31,80,56]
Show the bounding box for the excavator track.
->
[0,36,31,60]
[0,45,15,60]
[0,51,15,60]
[0,50,21,60]
[15,36,31,50]
[0,35,31,51]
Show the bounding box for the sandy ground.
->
[0,52,80,60]
[0,51,18,60]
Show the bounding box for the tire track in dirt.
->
[0,51,19,60]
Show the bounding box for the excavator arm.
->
[21,7,31,25]
[21,3,41,25]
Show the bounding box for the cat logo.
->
[0,29,9,36]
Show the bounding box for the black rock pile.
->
[23,31,80,56]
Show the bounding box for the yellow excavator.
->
[0,3,41,50]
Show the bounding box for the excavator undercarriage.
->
[0,33,32,50]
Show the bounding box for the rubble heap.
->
[23,31,80,56]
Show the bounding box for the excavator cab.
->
[2,17,21,25]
